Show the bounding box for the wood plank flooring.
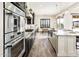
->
[28,32,56,57]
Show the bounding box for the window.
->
[57,18,64,29]
[40,19,50,28]
[57,18,64,24]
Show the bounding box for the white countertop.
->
[53,30,79,36]
[25,26,38,39]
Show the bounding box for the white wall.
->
[0,2,3,57]
[55,3,79,30]
[35,15,57,31]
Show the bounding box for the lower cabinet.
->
[29,39,34,50]
[24,38,34,57]
[24,39,29,56]
[24,28,37,57]
[50,34,77,56]
[49,33,58,54]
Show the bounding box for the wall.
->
[35,15,57,31]
[55,3,79,30]
[0,2,3,57]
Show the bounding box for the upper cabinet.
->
[5,2,25,17]
[11,2,26,12]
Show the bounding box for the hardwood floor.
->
[28,32,56,57]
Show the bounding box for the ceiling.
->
[27,2,75,16]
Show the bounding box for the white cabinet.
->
[50,33,77,56]
[57,36,68,56]
[52,34,58,54]
[67,36,76,56]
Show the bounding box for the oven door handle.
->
[6,44,12,48]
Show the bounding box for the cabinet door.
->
[50,34,58,54]
[58,36,68,56]
[55,35,58,54]
[52,34,56,49]
[67,36,76,56]
[25,39,29,56]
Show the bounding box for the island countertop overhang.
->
[53,30,79,36]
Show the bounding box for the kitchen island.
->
[49,30,79,56]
